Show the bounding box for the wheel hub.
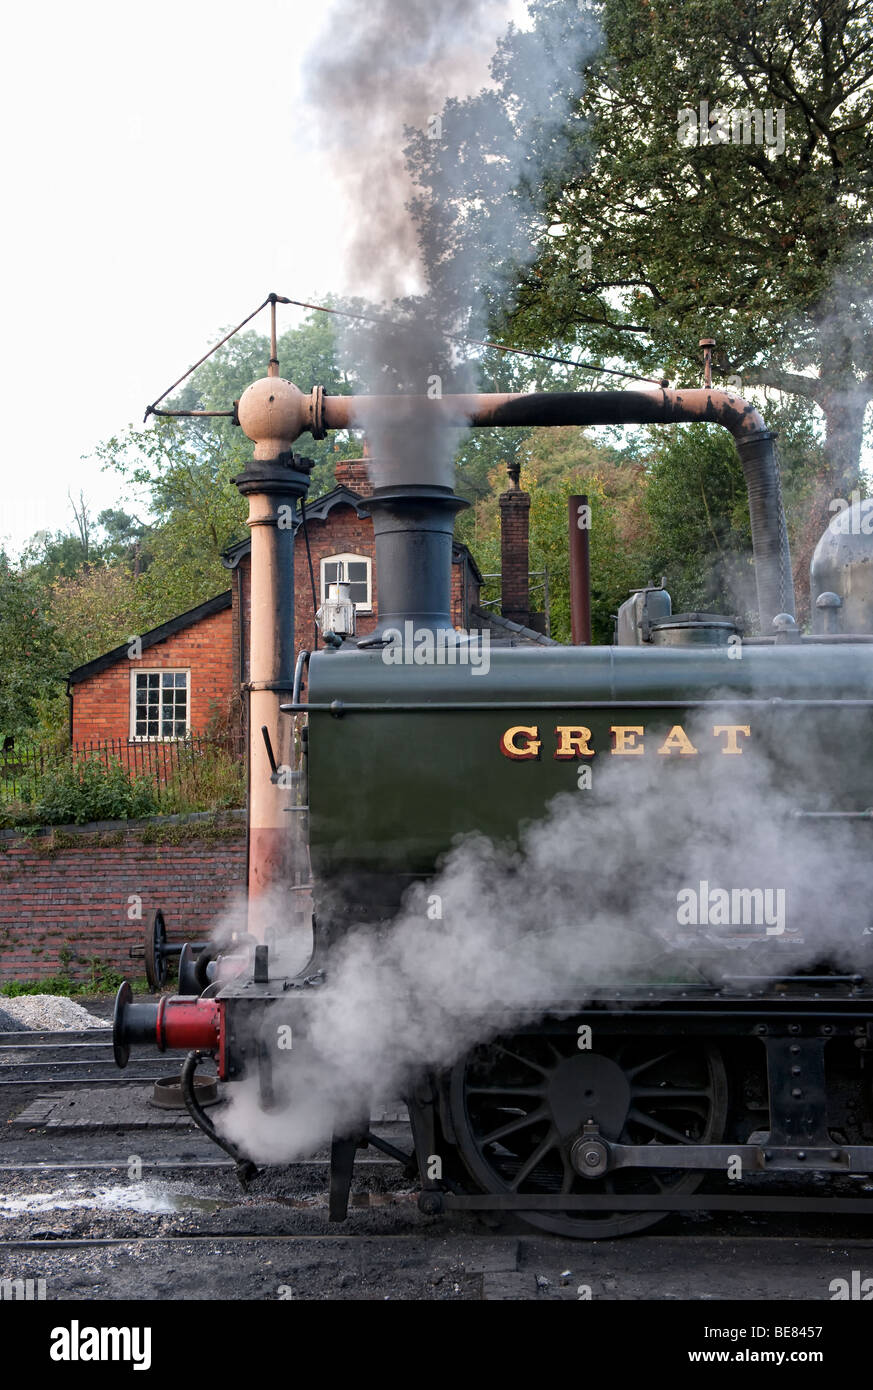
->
[569,1128,611,1178]
[547,1052,631,1141]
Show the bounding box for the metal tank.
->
[811,497,873,634]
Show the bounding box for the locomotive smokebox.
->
[811,498,873,635]
[365,483,469,637]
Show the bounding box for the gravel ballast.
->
[0,994,109,1032]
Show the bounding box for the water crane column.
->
[234,373,312,938]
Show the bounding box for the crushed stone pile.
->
[0,995,109,1032]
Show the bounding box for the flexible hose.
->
[181,1050,259,1188]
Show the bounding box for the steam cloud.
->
[217,2,873,1167]
[304,0,601,486]
[217,707,873,1162]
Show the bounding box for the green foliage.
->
[49,564,150,670]
[409,0,873,490]
[1,970,145,997]
[164,311,363,497]
[158,745,246,815]
[525,434,652,642]
[19,508,149,586]
[3,754,160,827]
[0,743,245,828]
[93,419,247,626]
[644,425,754,618]
[643,398,829,623]
[0,551,70,741]
[464,426,652,642]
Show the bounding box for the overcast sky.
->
[0,0,526,555]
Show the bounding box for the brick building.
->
[67,458,537,745]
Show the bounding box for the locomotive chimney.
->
[366,482,468,638]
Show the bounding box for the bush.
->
[6,753,159,826]
[159,744,246,814]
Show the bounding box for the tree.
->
[164,310,364,497]
[464,427,651,641]
[0,551,69,740]
[524,429,653,641]
[94,420,248,624]
[517,0,873,495]
[644,396,828,621]
[49,564,149,671]
[409,0,873,503]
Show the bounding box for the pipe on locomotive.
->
[237,378,795,629]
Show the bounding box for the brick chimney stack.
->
[499,462,530,626]
[334,456,374,497]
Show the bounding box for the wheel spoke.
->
[509,1133,558,1191]
[492,1043,551,1077]
[627,1106,695,1145]
[450,1033,727,1238]
[480,1106,547,1146]
[624,1050,678,1080]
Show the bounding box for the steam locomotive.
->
[113,375,873,1237]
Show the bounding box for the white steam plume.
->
[217,709,873,1162]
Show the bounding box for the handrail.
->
[292,649,311,706]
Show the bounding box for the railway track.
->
[2,1022,873,1304]
[0,1027,187,1088]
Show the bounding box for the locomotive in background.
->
[114,371,873,1238]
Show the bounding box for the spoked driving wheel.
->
[144,910,168,993]
[449,1029,728,1238]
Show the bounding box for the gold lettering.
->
[610,725,644,755]
[500,725,541,760]
[554,726,595,759]
[656,725,698,756]
[713,724,751,755]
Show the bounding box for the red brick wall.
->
[234,503,380,683]
[451,556,481,628]
[295,505,379,646]
[0,818,246,983]
[72,606,234,745]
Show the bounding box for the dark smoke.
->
[304,0,602,485]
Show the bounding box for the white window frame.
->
[319,553,372,612]
[129,669,191,741]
